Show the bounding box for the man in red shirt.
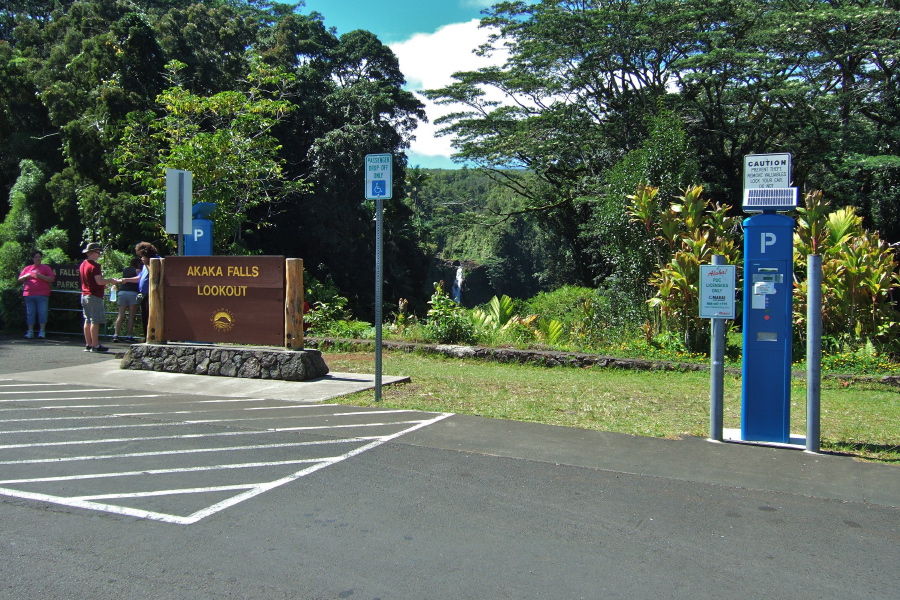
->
[80,243,121,352]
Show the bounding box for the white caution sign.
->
[743,153,791,189]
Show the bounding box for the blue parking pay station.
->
[742,213,794,442]
[740,153,797,443]
[184,202,216,256]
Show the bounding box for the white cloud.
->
[391,19,507,164]
[461,0,496,8]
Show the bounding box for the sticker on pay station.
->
[699,265,736,319]
[365,153,393,200]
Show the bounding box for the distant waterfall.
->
[451,266,463,303]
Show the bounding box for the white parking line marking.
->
[0,422,195,434]
[70,484,258,501]
[0,384,454,525]
[0,439,366,464]
[182,412,454,525]
[0,398,308,411]
[0,457,337,485]
[0,418,432,436]
[0,394,162,403]
[0,414,124,423]
[332,410,420,416]
[271,420,426,431]
[0,388,116,394]
[0,383,69,388]
[0,431,382,450]
[0,405,349,421]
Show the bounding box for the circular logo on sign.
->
[211,308,235,332]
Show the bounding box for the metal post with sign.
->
[700,257,735,442]
[741,153,797,444]
[365,154,392,401]
[165,169,193,255]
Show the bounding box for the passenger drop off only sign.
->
[365,153,392,200]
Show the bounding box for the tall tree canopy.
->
[425,0,900,298]
[0,0,426,317]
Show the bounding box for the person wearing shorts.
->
[79,243,121,353]
[112,256,142,342]
[17,250,55,339]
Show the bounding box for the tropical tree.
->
[425,0,900,279]
[794,191,900,354]
[115,57,307,254]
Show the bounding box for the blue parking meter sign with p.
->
[742,213,794,443]
[365,153,392,200]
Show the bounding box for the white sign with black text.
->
[743,153,791,189]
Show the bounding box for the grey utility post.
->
[709,255,726,441]
[701,255,734,442]
[365,154,392,402]
[806,254,822,453]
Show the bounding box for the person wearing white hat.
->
[79,243,121,352]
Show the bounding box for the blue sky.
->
[300,1,501,168]
[301,0,488,44]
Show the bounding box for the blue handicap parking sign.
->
[371,180,387,197]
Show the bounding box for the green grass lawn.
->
[324,350,900,464]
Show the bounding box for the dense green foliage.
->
[2,0,899,358]
[425,0,900,302]
[0,0,426,318]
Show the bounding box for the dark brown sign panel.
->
[52,263,81,291]
[164,256,285,346]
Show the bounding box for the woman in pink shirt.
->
[17,250,55,339]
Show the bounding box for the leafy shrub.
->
[305,273,343,304]
[329,320,375,340]
[305,296,352,336]
[0,241,25,281]
[0,280,24,331]
[794,192,900,357]
[425,282,475,344]
[817,345,900,375]
[99,249,133,277]
[524,286,596,328]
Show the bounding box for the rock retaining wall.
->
[121,344,329,381]
[306,337,900,387]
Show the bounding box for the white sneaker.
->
[38,330,46,339]
[24,330,34,339]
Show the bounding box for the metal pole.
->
[806,254,822,453]
[177,171,185,256]
[375,197,383,401]
[709,254,725,441]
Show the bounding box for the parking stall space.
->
[0,379,451,524]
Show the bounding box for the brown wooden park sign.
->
[146,256,306,349]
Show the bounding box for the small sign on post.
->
[699,265,736,319]
[165,169,193,234]
[166,169,193,256]
[365,154,393,200]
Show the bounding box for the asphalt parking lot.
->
[0,379,451,524]
[1,334,898,599]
